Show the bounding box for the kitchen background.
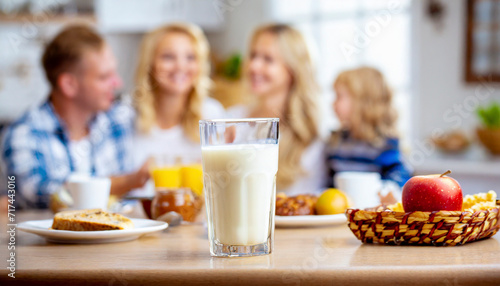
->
[0,0,499,194]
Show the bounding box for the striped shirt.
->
[326,130,412,188]
[0,101,135,209]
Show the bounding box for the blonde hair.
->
[249,24,320,190]
[134,23,211,141]
[334,67,398,146]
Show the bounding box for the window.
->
[465,0,500,82]
[269,0,412,143]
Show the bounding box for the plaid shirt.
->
[0,101,135,209]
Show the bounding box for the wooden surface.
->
[1,209,500,285]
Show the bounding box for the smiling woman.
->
[134,23,213,139]
[227,24,327,196]
[131,23,225,195]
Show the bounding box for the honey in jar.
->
[151,188,201,222]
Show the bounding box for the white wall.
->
[0,24,58,122]
[412,0,500,147]
[104,33,143,95]
[206,0,269,58]
[411,0,500,194]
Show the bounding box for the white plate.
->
[275,214,347,227]
[18,218,168,244]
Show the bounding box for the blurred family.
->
[1,23,411,209]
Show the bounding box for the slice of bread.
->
[51,209,134,231]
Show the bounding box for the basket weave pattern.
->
[346,206,500,246]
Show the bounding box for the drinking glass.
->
[200,118,279,257]
[150,154,181,188]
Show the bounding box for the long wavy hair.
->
[133,23,211,142]
[248,24,320,190]
[334,67,398,147]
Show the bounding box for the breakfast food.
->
[276,189,352,216]
[348,190,499,246]
[276,193,317,216]
[315,188,350,215]
[463,190,497,212]
[402,170,463,212]
[151,188,202,222]
[203,144,278,246]
[51,209,134,231]
[388,190,498,213]
[347,172,499,246]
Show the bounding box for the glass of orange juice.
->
[150,155,182,188]
[180,164,203,196]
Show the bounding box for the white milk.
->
[202,144,278,246]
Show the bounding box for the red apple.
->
[402,170,463,212]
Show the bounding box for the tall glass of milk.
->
[200,118,279,257]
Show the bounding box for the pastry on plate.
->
[51,209,134,231]
[276,193,317,216]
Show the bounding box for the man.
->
[1,25,149,209]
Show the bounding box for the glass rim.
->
[199,118,279,124]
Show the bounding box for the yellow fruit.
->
[315,188,350,215]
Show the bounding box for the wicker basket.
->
[346,203,500,246]
[477,127,500,155]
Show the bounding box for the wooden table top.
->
[2,209,500,286]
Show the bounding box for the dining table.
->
[1,208,500,286]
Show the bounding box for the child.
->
[327,67,412,188]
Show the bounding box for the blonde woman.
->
[228,24,327,195]
[132,23,225,181]
[327,67,412,187]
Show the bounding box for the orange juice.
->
[152,167,181,188]
[181,164,203,196]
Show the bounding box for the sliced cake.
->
[51,209,134,231]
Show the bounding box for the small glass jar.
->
[151,188,201,222]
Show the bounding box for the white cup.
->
[334,172,382,209]
[65,174,111,210]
